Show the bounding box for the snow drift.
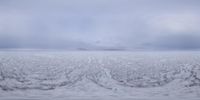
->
[0,51,200,100]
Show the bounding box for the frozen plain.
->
[0,50,200,100]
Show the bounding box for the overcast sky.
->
[0,0,200,50]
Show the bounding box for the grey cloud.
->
[0,0,200,50]
[146,33,200,50]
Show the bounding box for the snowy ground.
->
[0,51,200,100]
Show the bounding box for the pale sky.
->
[0,0,200,50]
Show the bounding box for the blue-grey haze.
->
[0,0,200,50]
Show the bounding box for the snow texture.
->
[0,51,200,100]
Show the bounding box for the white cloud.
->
[148,12,200,34]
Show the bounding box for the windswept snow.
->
[0,51,200,100]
